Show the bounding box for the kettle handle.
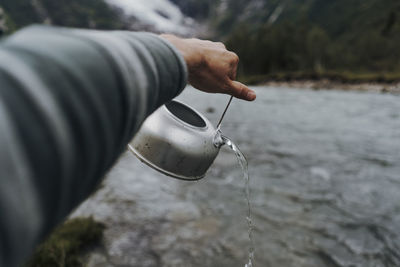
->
[217,96,234,128]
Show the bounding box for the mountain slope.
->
[105,0,195,34]
[2,0,400,77]
[172,0,400,77]
[0,0,196,35]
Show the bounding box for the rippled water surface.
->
[74,87,400,267]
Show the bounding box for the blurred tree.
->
[306,26,330,73]
[223,0,400,78]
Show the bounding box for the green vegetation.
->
[174,0,400,83]
[3,0,400,82]
[25,217,105,267]
[220,0,400,83]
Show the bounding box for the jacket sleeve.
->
[0,25,187,267]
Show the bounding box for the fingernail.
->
[246,91,256,101]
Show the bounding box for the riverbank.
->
[240,72,400,93]
[260,80,400,94]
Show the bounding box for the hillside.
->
[173,0,400,81]
[0,0,194,35]
[2,0,400,81]
[105,0,195,34]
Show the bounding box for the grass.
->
[239,71,400,85]
[25,217,105,267]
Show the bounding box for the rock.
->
[206,107,215,113]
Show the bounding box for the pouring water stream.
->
[215,97,255,267]
[225,136,255,267]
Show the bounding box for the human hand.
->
[160,34,256,101]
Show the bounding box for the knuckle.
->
[228,52,239,65]
[237,85,245,96]
[232,53,239,62]
[237,84,248,98]
[223,50,232,57]
[233,54,239,64]
[216,42,226,48]
[229,51,238,58]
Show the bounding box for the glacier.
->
[105,0,195,34]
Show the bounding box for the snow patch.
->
[105,0,194,34]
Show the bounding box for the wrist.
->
[160,34,204,73]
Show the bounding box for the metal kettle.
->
[128,99,225,181]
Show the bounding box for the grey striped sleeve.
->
[0,25,187,267]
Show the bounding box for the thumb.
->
[229,81,257,101]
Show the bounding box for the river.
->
[73,86,400,267]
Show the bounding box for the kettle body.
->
[128,100,222,180]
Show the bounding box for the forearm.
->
[0,25,186,267]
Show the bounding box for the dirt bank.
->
[261,79,400,94]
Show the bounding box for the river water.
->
[73,86,400,267]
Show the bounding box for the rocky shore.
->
[261,80,400,94]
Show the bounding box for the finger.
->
[229,81,256,101]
